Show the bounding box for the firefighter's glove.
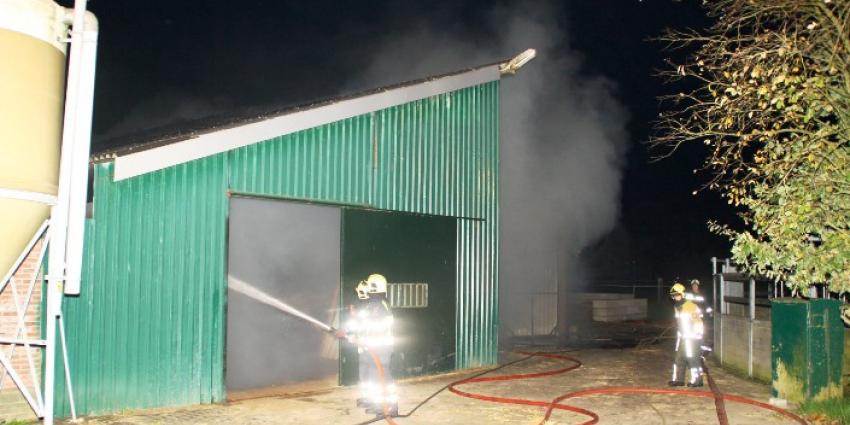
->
[334,330,357,344]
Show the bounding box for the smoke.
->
[349,1,629,336]
[99,88,232,141]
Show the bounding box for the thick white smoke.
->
[350,2,629,337]
[100,89,231,140]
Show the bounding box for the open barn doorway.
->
[339,209,456,385]
[225,197,341,400]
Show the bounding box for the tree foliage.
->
[653,0,850,294]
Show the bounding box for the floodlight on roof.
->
[499,48,537,76]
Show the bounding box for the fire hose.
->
[345,329,807,425]
[357,349,806,425]
[446,351,808,425]
[353,350,558,425]
[229,281,806,424]
[363,347,400,425]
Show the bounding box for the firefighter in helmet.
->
[669,282,704,387]
[344,273,398,417]
[686,279,710,314]
[687,278,713,353]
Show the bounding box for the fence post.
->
[748,277,755,377]
[711,257,718,314]
[530,294,535,345]
[657,277,663,305]
[719,263,726,363]
[749,278,756,320]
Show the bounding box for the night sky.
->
[65,0,736,284]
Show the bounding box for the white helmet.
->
[356,273,388,299]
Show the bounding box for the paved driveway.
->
[69,345,801,425]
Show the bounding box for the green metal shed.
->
[52,63,505,416]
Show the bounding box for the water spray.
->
[229,277,400,423]
[228,276,335,333]
[229,276,400,423]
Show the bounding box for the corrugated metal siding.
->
[229,115,373,204]
[58,80,499,416]
[231,83,500,367]
[56,156,228,416]
[373,84,500,366]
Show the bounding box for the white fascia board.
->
[113,65,500,181]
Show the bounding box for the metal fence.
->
[710,257,849,381]
[711,257,849,319]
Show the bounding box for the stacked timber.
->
[591,297,648,322]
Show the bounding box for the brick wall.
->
[0,238,44,422]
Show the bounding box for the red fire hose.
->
[446,351,808,425]
[704,362,730,425]
[448,352,598,422]
[365,347,400,425]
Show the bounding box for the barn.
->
[48,61,513,416]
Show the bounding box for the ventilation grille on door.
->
[388,283,429,308]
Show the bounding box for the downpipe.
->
[60,1,98,297]
[44,1,98,424]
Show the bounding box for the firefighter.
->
[686,279,710,313]
[344,273,398,417]
[687,278,713,353]
[669,282,704,387]
[688,278,703,298]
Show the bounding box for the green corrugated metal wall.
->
[54,155,229,415]
[55,81,499,416]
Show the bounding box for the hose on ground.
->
[448,351,808,425]
[449,351,598,423]
[359,349,807,425]
[354,350,556,425]
[702,360,729,425]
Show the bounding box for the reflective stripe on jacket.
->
[675,300,703,340]
[346,299,394,348]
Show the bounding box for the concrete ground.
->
[63,343,803,425]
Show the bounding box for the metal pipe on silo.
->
[55,0,98,297]
[44,3,98,424]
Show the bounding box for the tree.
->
[652,0,850,295]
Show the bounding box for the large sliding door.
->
[226,197,341,396]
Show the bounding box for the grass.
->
[1,420,36,425]
[798,398,850,424]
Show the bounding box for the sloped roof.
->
[94,61,504,181]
